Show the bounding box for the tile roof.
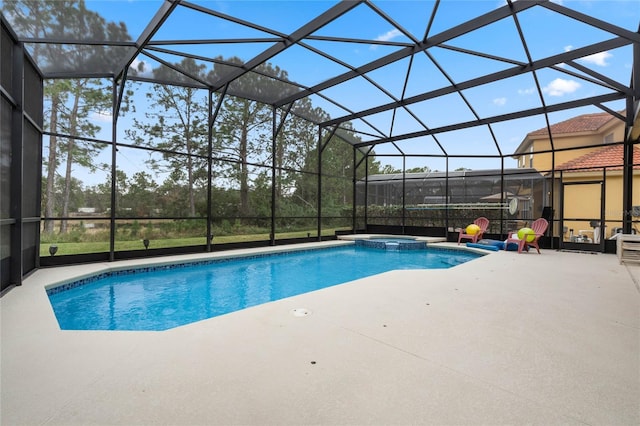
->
[556,144,640,172]
[528,112,619,137]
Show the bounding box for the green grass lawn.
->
[40,229,346,256]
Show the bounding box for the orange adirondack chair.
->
[505,218,549,253]
[458,217,490,245]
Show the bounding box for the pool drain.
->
[291,308,311,317]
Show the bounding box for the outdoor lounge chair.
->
[505,218,548,253]
[457,217,489,245]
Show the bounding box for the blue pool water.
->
[48,245,481,331]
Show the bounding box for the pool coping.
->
[337,233,447,243]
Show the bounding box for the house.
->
[514,112,639,243]
[514,111,627,171]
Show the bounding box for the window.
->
[604,132,614,143]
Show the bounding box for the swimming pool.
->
[47,245,481,331]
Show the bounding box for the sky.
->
[23,0,640,183]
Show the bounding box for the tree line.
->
[4,0,384,235]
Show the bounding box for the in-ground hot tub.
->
[355,237,427,250]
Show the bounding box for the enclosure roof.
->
[2,0,639,158]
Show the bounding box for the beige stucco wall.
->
[556,171,639,240]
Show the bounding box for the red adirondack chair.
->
[505,218,549,253]
[458,217,490,245]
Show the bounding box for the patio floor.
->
[1,242,639,425]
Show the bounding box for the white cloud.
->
[130,58,153,77]
[543,78,581,97]
[518,87,535,95]
[91,111,112,123]
[375,28,402,43]
[564,44,612,67]
[579,51,613,66]
[493,97,507,106]
[371,29,402,49]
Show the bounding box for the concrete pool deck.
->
[1,241,639,425]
